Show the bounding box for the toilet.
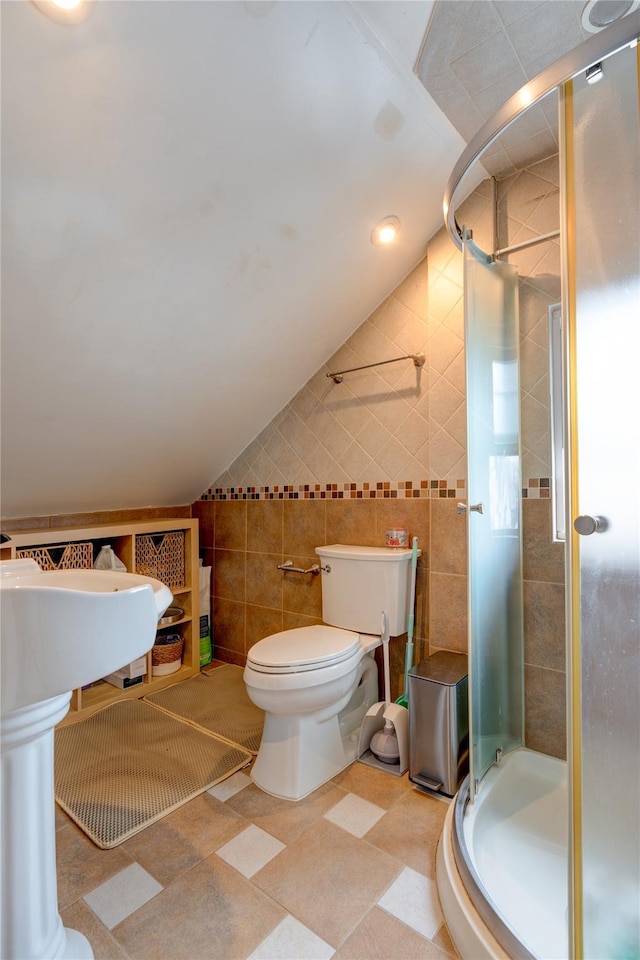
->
[244,543,415,801]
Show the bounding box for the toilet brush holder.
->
[357,702,409,776]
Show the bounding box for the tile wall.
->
[198,155,567,758]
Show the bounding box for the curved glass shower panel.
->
[463,231,524,796]
[568,42,640,959]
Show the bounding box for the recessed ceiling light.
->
[371,216,401,247]
[581,0,639,32]
[32,0,94,24]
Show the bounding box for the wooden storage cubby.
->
[2,518,199,725]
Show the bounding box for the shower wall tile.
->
[524,580,566,673]
[524,664,566,760]
[523,499,565,584]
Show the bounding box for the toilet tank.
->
[315,544,419,637]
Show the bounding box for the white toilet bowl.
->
[244,624,380,801]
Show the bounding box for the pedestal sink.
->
[1,559,173,960]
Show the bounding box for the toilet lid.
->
[247,625,360,672]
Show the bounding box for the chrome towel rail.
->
[277,560,330,577]
[326,352,425,384]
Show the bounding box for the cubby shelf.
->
[1,518,200,725]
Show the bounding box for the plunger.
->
[370,612,400,763]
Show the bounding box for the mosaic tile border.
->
[523,478,551,499]
[201,478,550,502]
[201,480,467,501]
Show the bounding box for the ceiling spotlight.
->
[32,0,94,24]
[586,62,604,83]
[581,0,639,32]
[371,216,401,247]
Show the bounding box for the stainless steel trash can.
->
[408,651,468,797]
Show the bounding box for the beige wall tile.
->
[430,500,467,576]
[283,500,326,556]
[245,552,283,610]
[282,558,323,619]
[326,499,377,547]
[215,501,247,551]
[212,597,245,661]
[429,573,468,654]
[246,604,284,653]
[247,500,283,554]
[191,500,214,549]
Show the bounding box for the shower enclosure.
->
[436,14,640,960]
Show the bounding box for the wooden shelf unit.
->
[1,518,199,724]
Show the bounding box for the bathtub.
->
[436,748,568,960]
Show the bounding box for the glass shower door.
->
[566,42,640,959]
[463,231,524,797]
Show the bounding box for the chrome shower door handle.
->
[457,502,484,514]
[574,514,608,535]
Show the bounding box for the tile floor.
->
[55,758,460,959]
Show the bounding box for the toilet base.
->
[251,664,375,801]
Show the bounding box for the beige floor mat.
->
[144,664,264,754]
[54,699,252,849]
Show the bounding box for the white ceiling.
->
[1,0,471,519]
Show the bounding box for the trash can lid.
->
[409,651,468,685]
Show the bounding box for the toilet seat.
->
[247,625,360,674]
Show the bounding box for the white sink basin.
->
[0,559,173,715]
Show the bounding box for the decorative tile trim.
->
[200,480,466,501]
[199,478,550,502]
[522,478,551,499]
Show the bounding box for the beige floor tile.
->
[330,763,413,809]
[333,906,450,959]
[56,822,134,909]
[60,900,129,960]
[112,854,286,960]
[122,791,248,886]
[432,921,462,959]
[364,789,448,880]
[226,780,347,844]
[252,819,401,948]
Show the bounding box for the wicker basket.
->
[17,542,93,570]
[135,532,185,588]
[152,633,184,676]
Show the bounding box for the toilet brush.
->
[370,612,400,764]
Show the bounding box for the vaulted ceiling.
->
[1,0,470,519]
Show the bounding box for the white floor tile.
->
[216,823,285,879]
[208,770,252,801]
[83,862,163,930]
[377,865,443,940]
[247,915,335,960]
[323,792,386,838]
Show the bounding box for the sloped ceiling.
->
[1,0,470,520]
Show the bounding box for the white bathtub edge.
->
[436,796,510,960]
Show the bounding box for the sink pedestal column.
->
[1,692,94,960]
